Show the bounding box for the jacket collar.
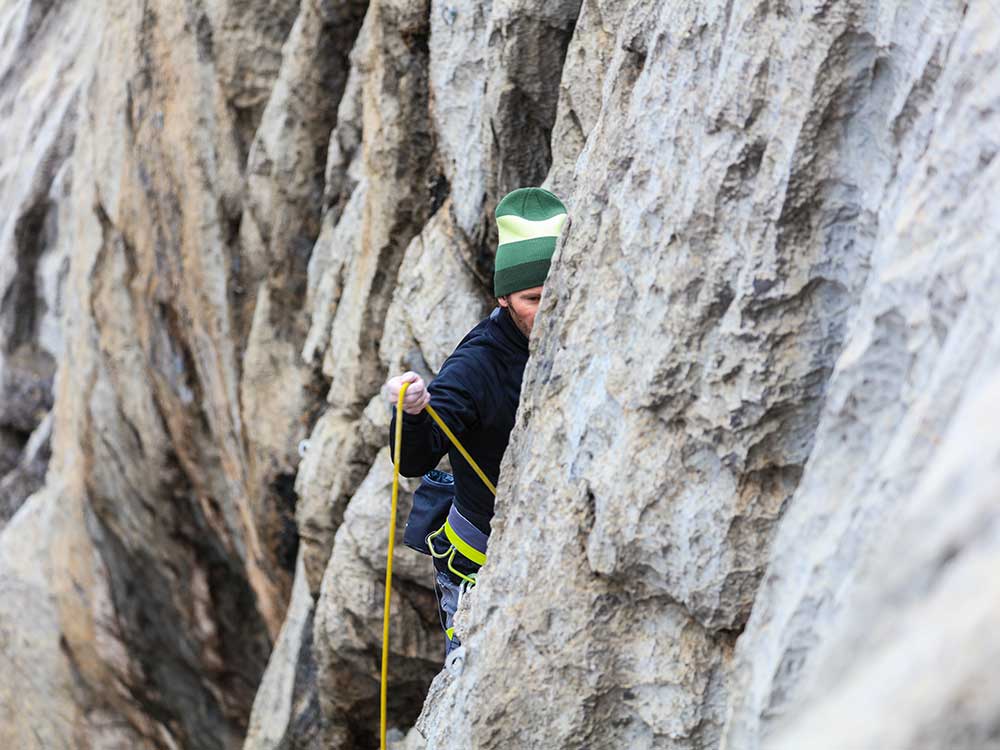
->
[490,306,529,354]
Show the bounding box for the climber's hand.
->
[384,372,430,415]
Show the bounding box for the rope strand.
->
[380,381,409,750]
[382,387,496,748]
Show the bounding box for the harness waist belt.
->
[443,506,488,566]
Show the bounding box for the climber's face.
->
[498,286,543,339]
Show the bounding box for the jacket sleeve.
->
[388,358,482,478]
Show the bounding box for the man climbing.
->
[383,186,568,658]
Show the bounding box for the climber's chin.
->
[498,285,544,339]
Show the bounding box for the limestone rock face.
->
[0,0,364,747]
[243,555,321,750]
[0,411,50,524]
[723,6,1000,749]
[314,448,440,749]
[1,489,87,750]
[1,0,997,749]
[416,0,1000,748]
[0,0,89,527]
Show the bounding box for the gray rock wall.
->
[0,0,996,749]
[0,0,86,524]
[726,4,1000,748]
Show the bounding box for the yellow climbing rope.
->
[424,404,496,496]
[380,381,496,749]
[381,382,408,750]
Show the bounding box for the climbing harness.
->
[403,469,454,554]
[426,505,489,585]
[380,381,497,750]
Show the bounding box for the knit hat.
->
[493,187,567,297]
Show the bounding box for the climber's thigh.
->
[433,571,463,656]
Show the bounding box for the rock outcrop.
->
[0,0,997,749]
[0,0,84,526]
[724,6,1000,748]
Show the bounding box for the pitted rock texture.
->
[415,0,999,748]
[0,0,997,749]
[723,5,1000,749]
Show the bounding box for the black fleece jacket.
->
[389,306,529,534]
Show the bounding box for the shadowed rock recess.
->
[0,0,996,749]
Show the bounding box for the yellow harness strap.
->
[380,382,496,750]
[444,519,488,565]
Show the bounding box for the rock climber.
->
[383,186,568,658]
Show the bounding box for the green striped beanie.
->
[493,187,567,297]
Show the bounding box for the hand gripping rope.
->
[381,381,496,750]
